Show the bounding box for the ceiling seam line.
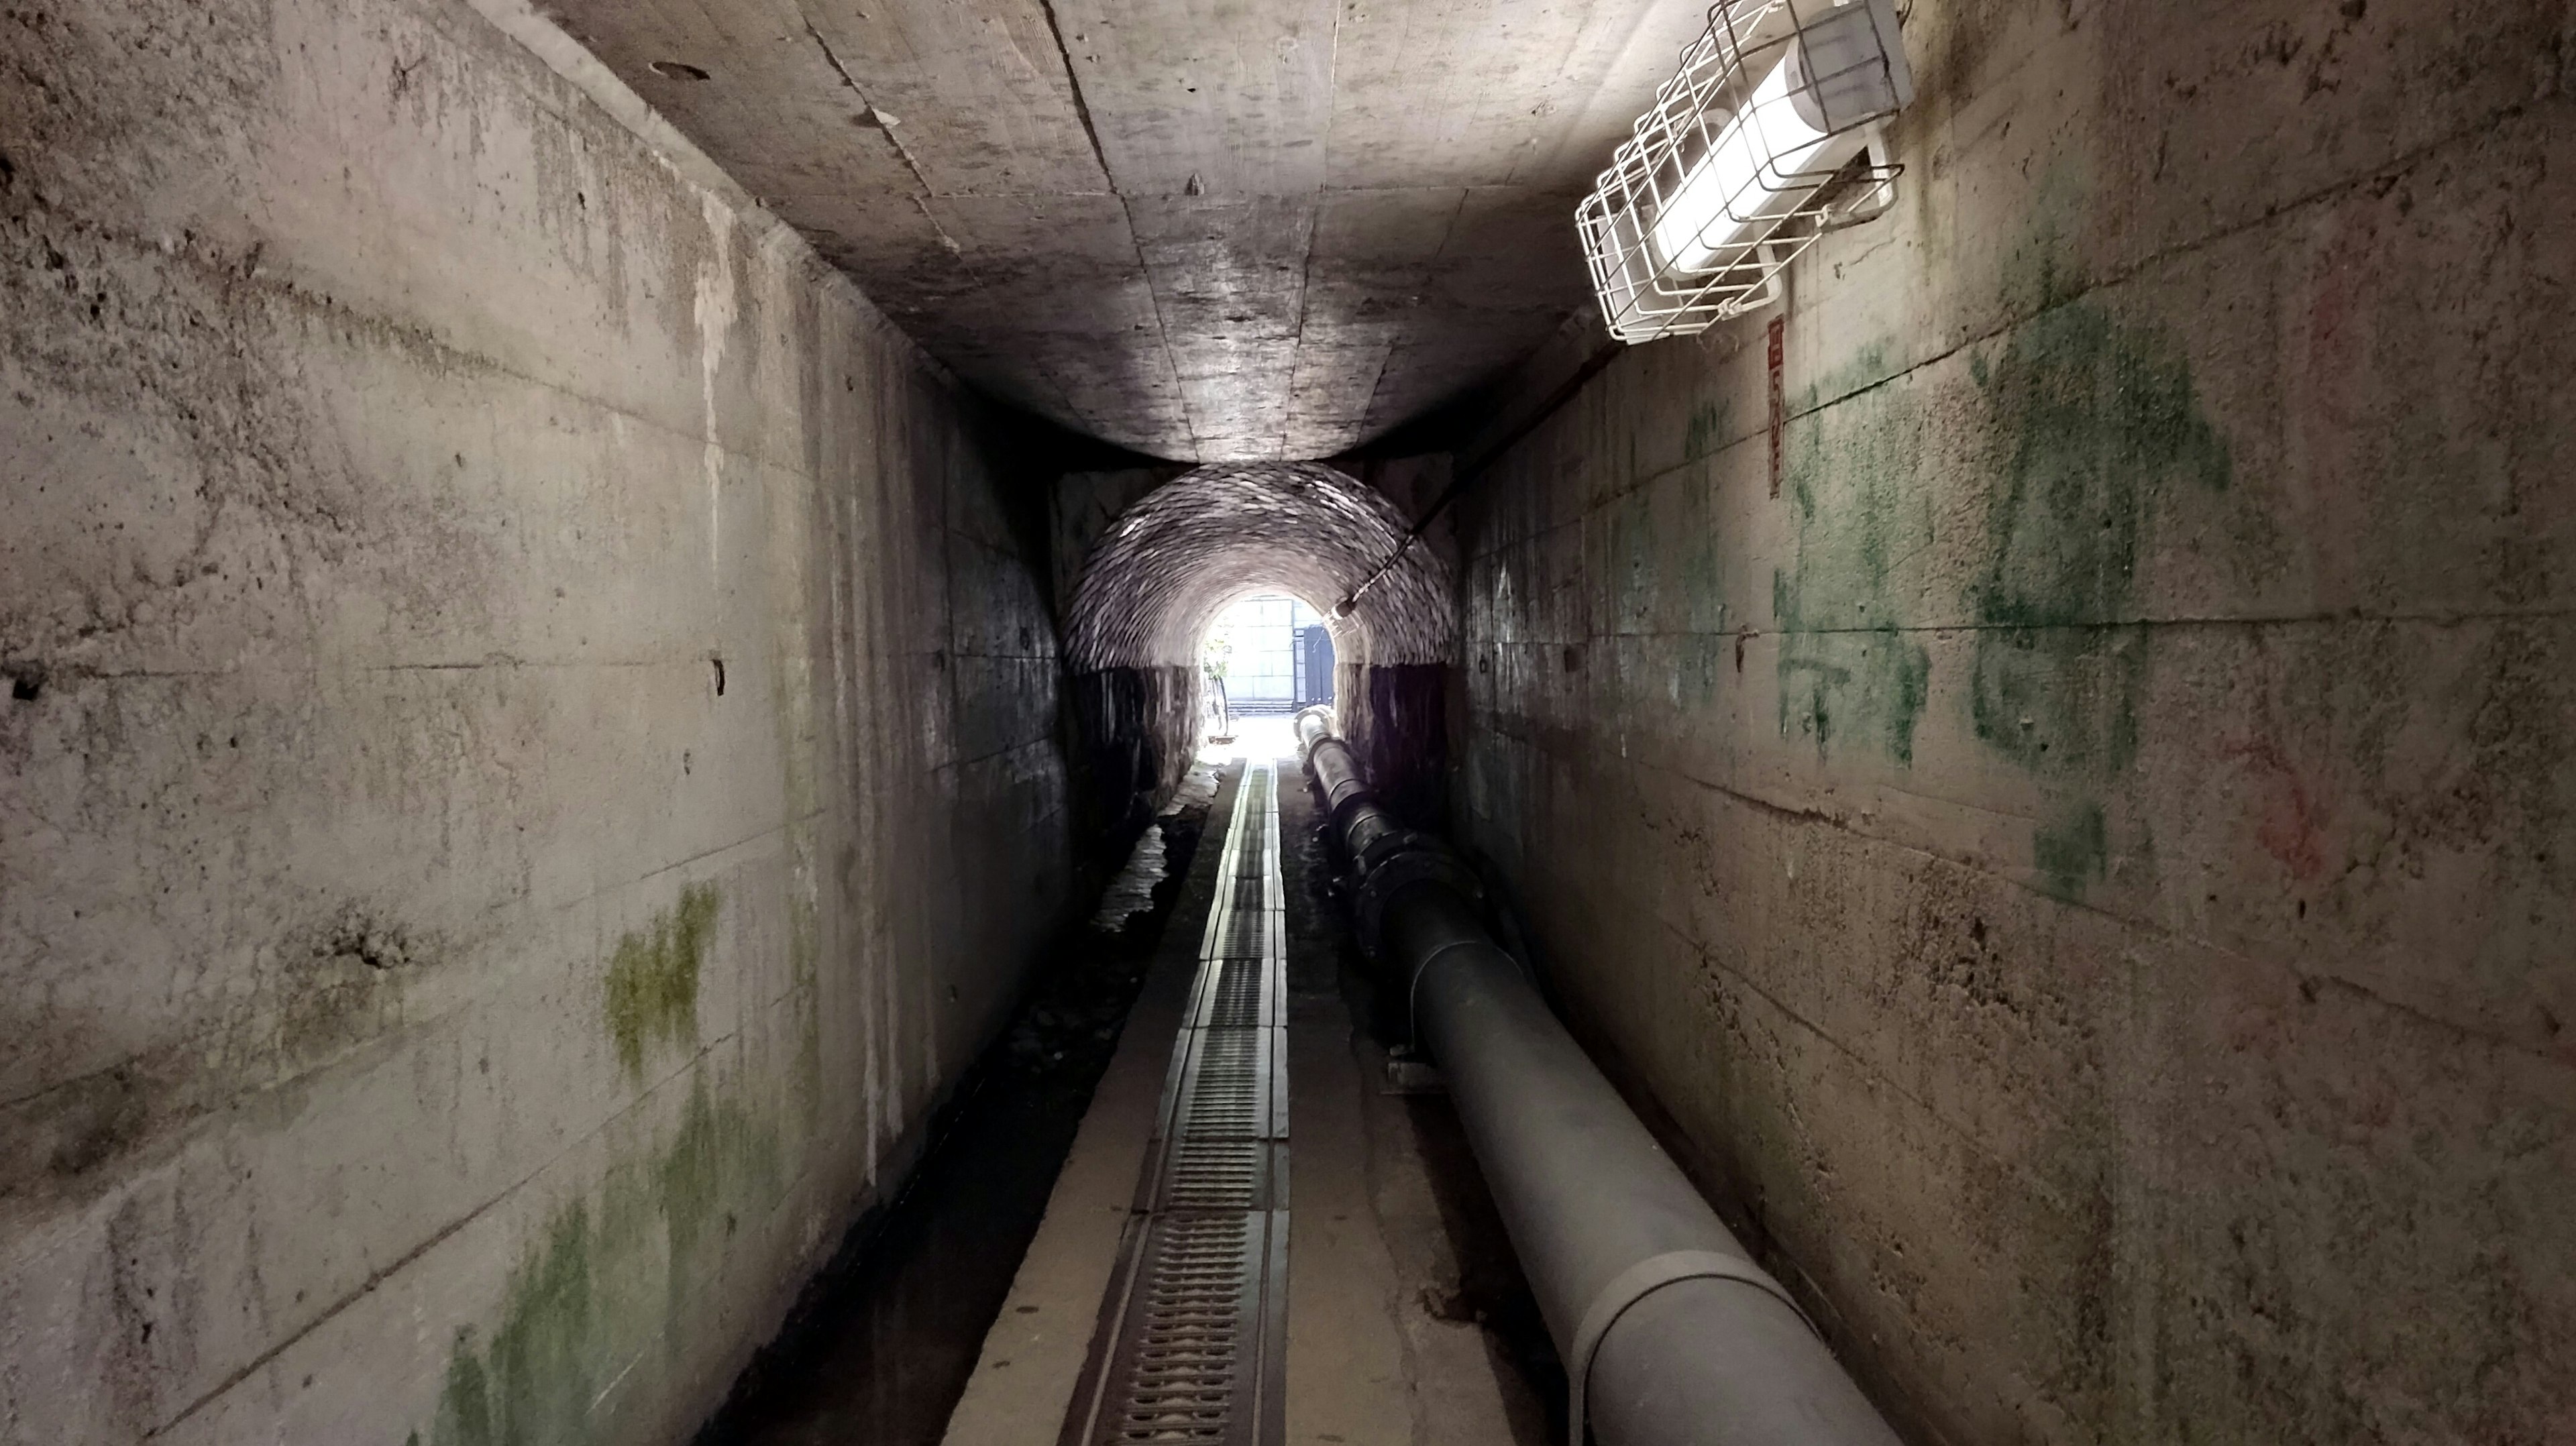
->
[1026,4,1199,453]
[1281,0,1348,459]
[1351,186,1468,443]
[796,11,943,204]
[1030,0,1118,190]
[1121,193,1208,460]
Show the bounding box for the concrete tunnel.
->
[1,0,2570,1443]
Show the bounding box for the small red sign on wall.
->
[1767,314,1786,499]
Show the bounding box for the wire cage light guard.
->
[1578,0,1913,343]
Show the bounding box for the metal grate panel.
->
[1205,960,1263,1029]
[1215,905,1269,960]
[1065,763,1291,1446]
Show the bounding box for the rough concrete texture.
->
[1452,0,2576,1441]
[0,1,1073,1441]
[531,0,1725,461]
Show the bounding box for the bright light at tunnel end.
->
[1578,0,1914,344]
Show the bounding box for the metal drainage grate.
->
[1204,960,1263,1029]
[1063,763,1289,1446]
[1214,904,1268,960]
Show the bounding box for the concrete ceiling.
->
[547,0,1710,461]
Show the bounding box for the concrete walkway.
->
[944,755,1558,1446]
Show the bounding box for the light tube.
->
[1645,1,1907,276]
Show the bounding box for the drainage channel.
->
[1057,761,1290,1446]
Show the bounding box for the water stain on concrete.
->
[603,883,721,1080]
[697,782,1214,1446]
[1683,397,1731,461]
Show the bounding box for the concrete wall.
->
[1454,1,2574,1441]
[0,1,1072,1441]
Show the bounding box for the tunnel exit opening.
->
[1197,591,1337,759]
[1060,461,1459,856]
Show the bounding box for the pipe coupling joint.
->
[1567,1249,1818,1446]
[1352,836,1481,956]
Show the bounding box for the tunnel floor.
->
[703,750,1565,1446]
[945,749,1565,1446]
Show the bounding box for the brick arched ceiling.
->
[540,0,1711,462]
[1066,463,1451,671]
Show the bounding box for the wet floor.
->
[692,776,1216,1446]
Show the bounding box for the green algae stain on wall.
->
[427,1070,782,1446]
[1683,397,1731,461]
[659,1071,784,1275]
[428,1205,614,1446]
[602,883,720,1080]
[1968,300,2231,781]
[1772,373,1933,765]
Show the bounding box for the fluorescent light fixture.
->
[1578,0,1914,342]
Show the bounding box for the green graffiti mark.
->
[2034,801,2110,899]
[1772,365,1933,765]
[1683,398,1731,461]
[428,1070,781,1445]
[1968,299,2230,780]
[602,883,720,1080]
[1606,485,1654,635]
[1815,341,1891,402]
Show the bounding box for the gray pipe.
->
[1294,707,1902,1446]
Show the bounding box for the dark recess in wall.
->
[1065,665,1195,875]
[1352,662,1450,828]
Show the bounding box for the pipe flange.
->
[1352,836,1481,956]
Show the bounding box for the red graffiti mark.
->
[2223,734,2330,881]
[2289,209,2379,604]
[1766,313,1786,499]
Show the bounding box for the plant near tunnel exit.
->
[1201,631,1232,734]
